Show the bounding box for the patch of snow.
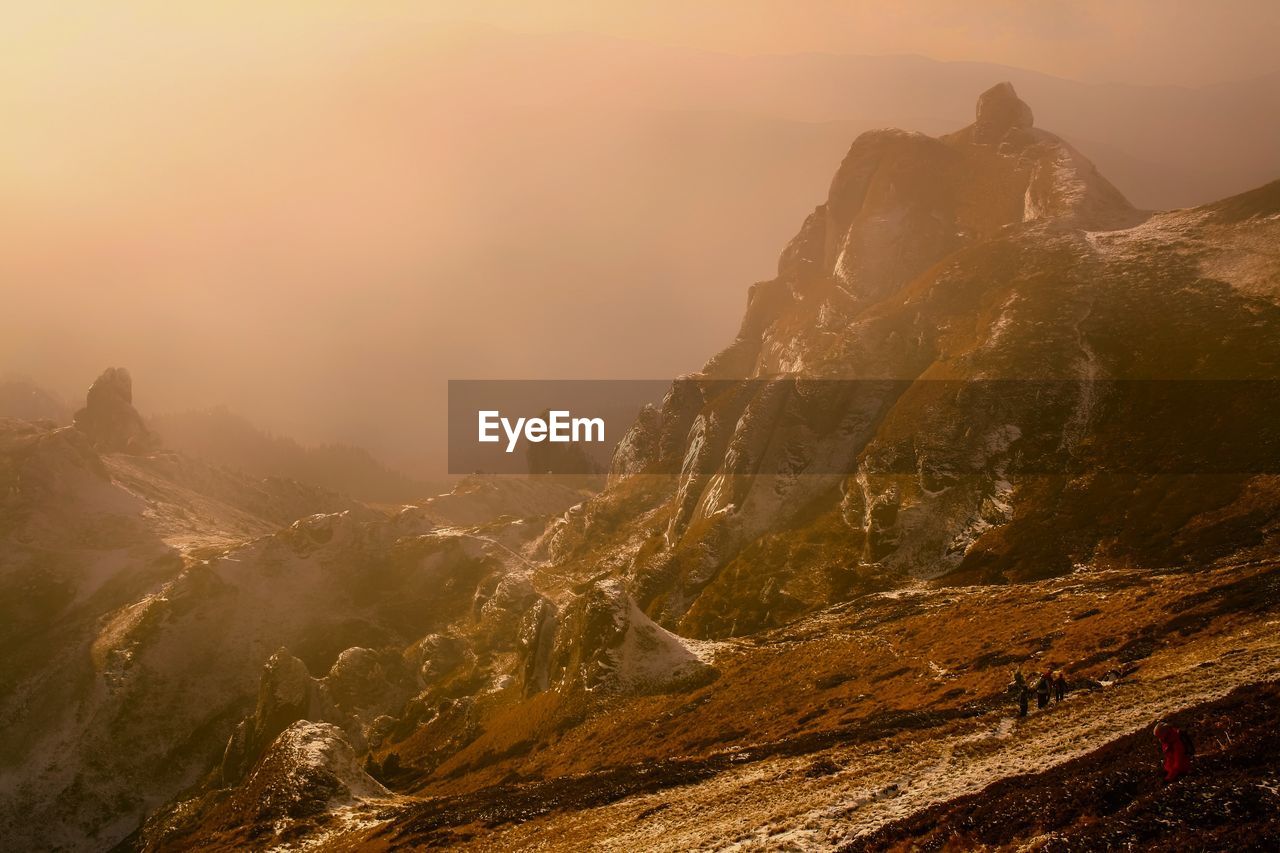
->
[609,595,726,691]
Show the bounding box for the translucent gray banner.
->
[447,379,1280,476]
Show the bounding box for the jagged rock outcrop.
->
[972,81,1034,145]
[220,644,421,789]
[72,367,159,453]
[220,649,337,784]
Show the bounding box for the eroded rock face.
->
[72,367,159,453]
[608,403,661,482]
[516,597,558,696]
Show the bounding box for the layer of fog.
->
[3,22,1277,475]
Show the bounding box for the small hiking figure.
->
[1053,670,1068,702]
[1035,670,1052,710]
[1153,721,1191,783]
[1010,670,1030,718]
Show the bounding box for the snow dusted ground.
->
[1085,206,1280,303]
[613,590,726,691]
[447,605,1280,851]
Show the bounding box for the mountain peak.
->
[973,81,1034,144]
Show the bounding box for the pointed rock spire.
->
[72,367,159,453]
[973,82,1034,144]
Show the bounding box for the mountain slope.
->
[134,560,1280,850]
[846,680,1280,851]
[541,84,1280,639]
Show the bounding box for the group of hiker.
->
[1009,665,1195,783]
[1009,667,1068,717]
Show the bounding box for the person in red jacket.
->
[1153,721,1190,782]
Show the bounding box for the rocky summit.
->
[972,81,1035,145]
[2,85,1279,851]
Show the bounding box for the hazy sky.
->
[5,2,1279,89]
[3,2,1278,476]
[420,0,1280,86]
